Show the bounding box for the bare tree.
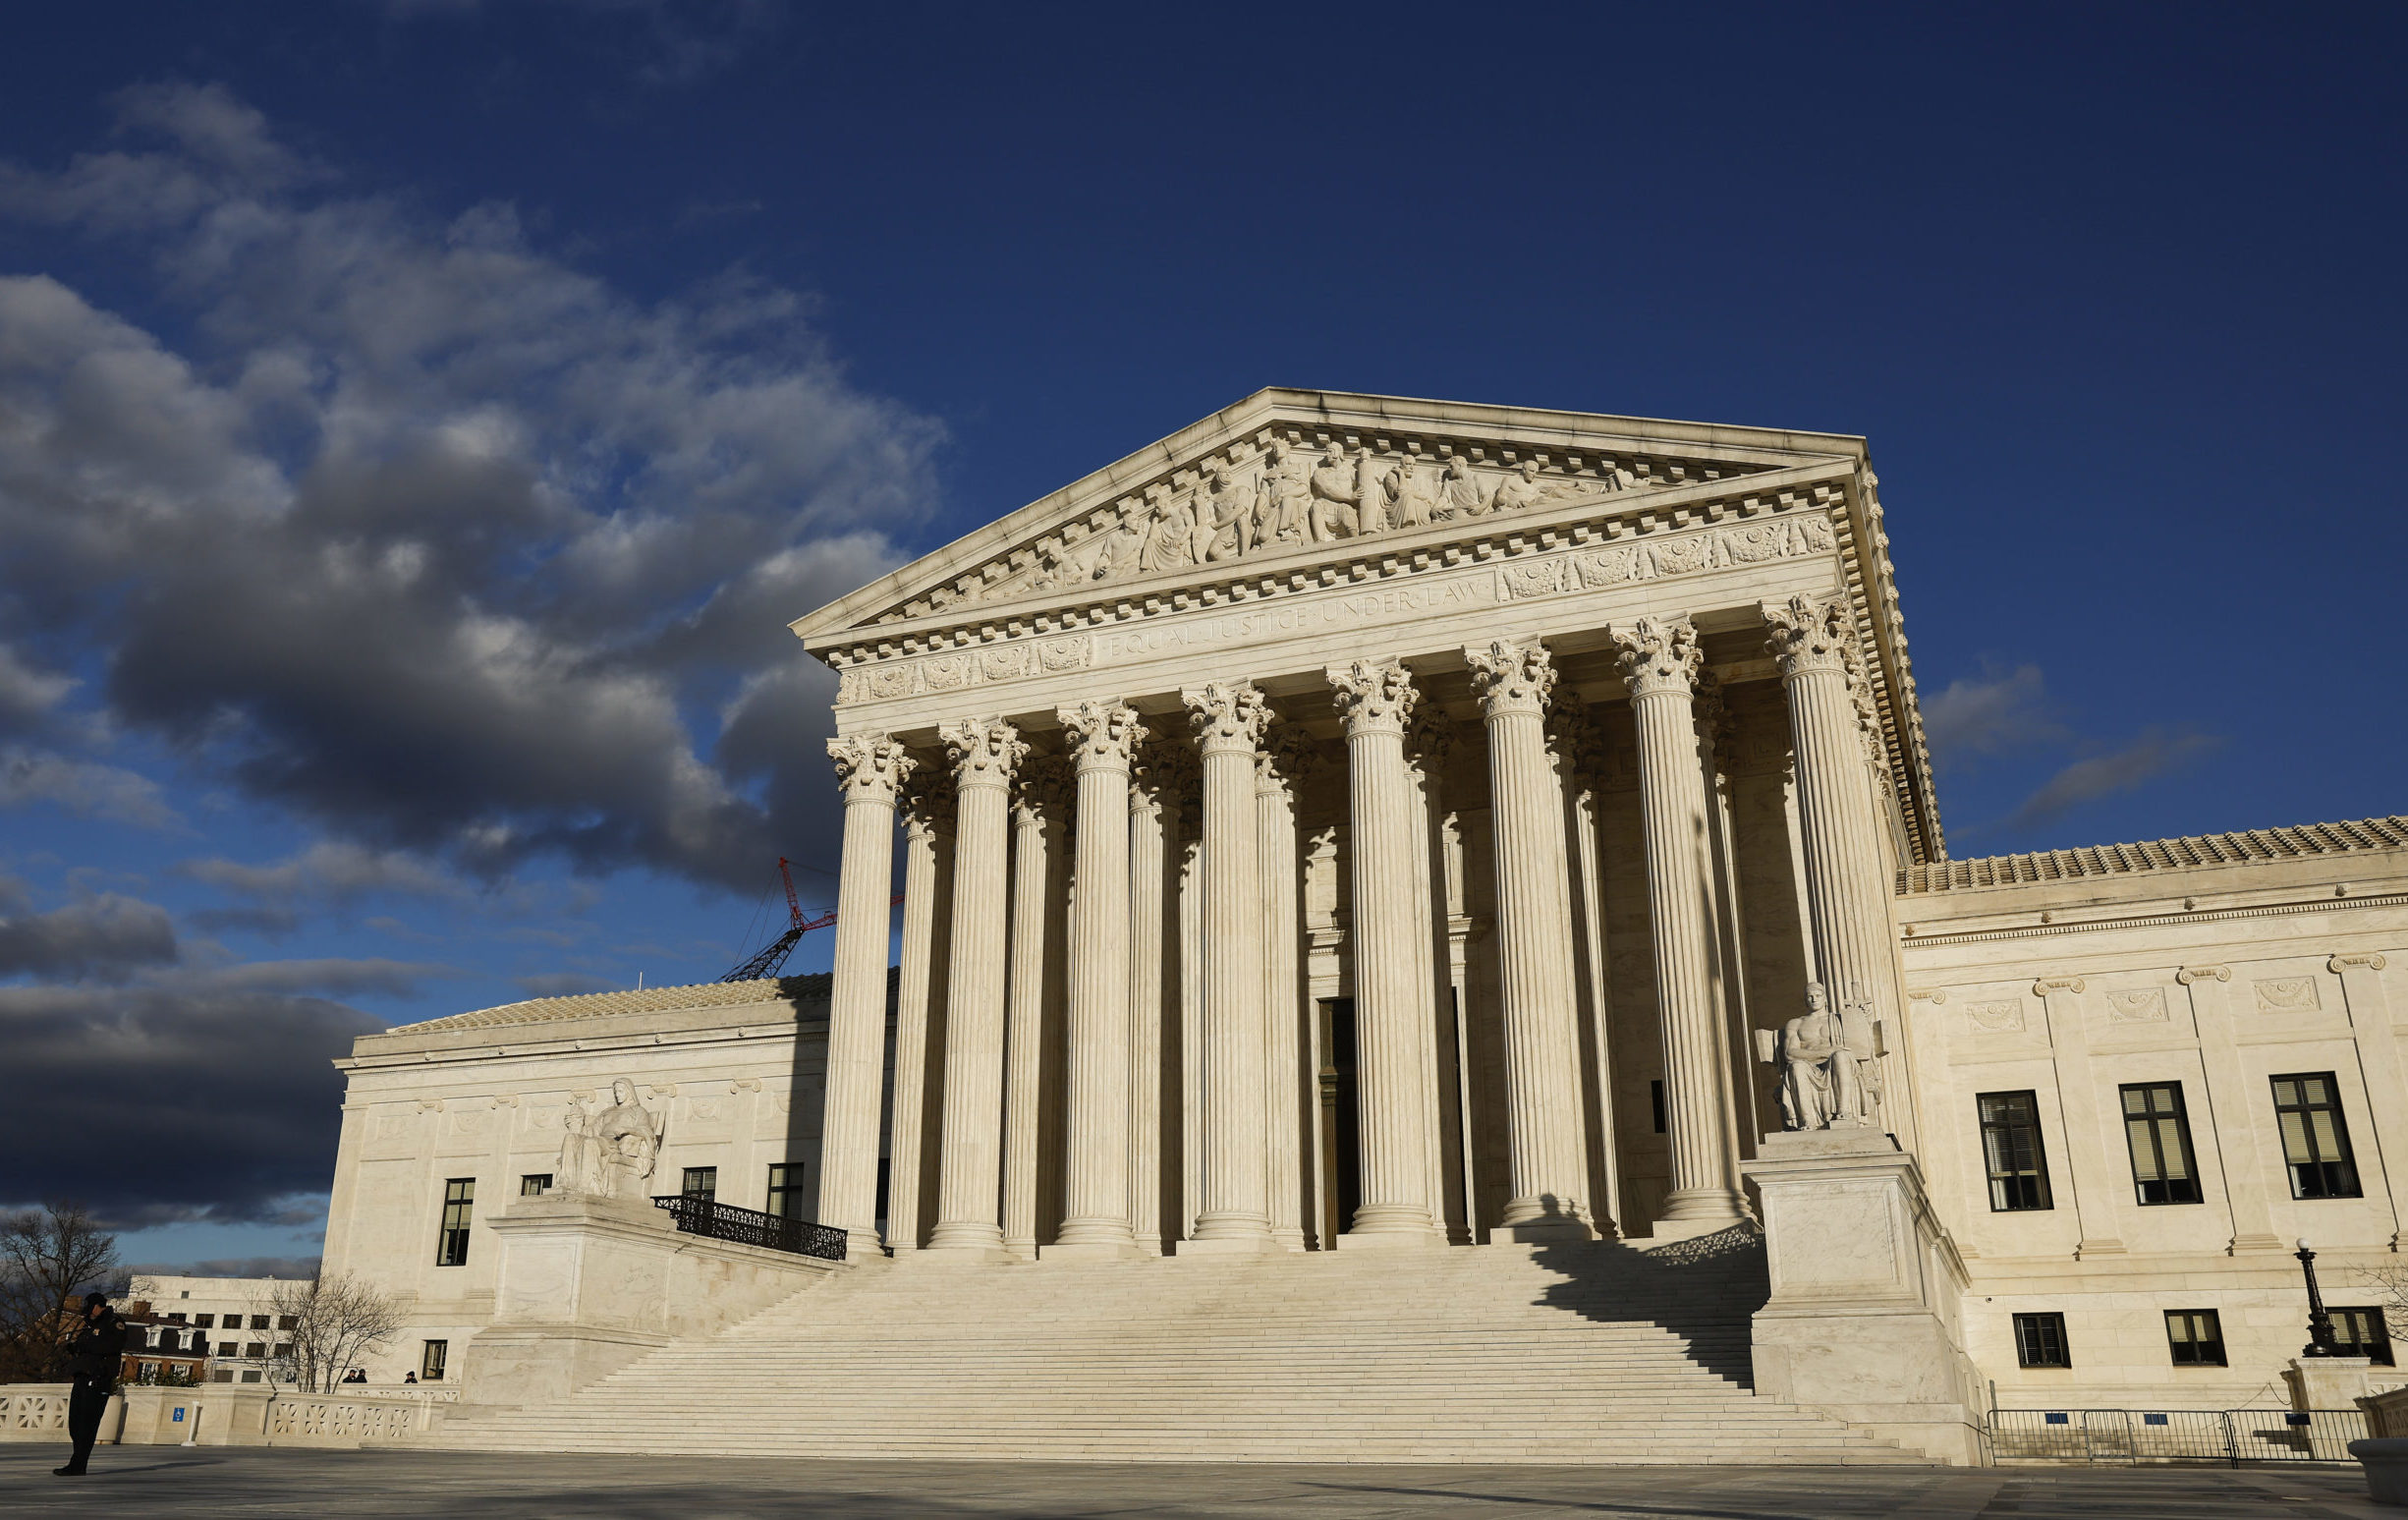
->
[0,1202,119,1383]
[269,1271,405,1392]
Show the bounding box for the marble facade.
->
[320,389,2408,1439]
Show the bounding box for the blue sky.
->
[1,2,2401,1272]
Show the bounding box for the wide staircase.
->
[432,1229,1932,1464]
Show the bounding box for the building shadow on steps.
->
[1525,1225,1767,1389]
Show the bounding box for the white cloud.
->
[0,84,933,890]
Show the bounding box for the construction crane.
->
[716,858,899,983]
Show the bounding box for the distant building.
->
[112,1301,211,1385]
[127,1274,304,1385]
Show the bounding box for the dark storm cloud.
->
[0,83,935,893]
[0,979,386,1227]
[0,893,179,982]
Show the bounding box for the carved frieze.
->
[832,495,1839,706]
[2105,988,2169,1024]
[889,435,1677,625]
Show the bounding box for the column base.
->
[844,1227,884,1261]
[1487,1217,1597,1245]
[919,1221,1011,1265]
[2230,1231,2290,1254]
[1178,1233,1279,1256]
[1045,1239,1144,1262]
[1338,1227,1444,1251]
[1655,1187,1750,1223]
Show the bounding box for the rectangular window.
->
[2122,1084,2203,1205]
[2165,1309,2226,1367]
[244,1341,266,1359]
[239,1370,261,1383]
[194,1314,213,1329]
[167,1313,186,1323]
[273,1342,292,1359]
[2272,1073,2363,1200]
[420,1339,448,1382]
[2334,1307,2395,1365]
[681,1166,717,1202]
[2013,1312,2070,1368]
[275,1315,296,1331]
[436,1177,475,1266]
[520,1173,552,1197]
[766,1162,803,1220]
[216,1341,236,1357]
[1979,1092,2053,1211]
[250,1315,269,1331]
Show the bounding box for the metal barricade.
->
[1988,1407,2369,1466]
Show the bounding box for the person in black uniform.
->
[55,1292,121,1477]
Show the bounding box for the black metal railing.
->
[1989,1407,2370,1465]
[651,1195,847,1262]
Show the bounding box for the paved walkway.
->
[0,1446,2383,1517]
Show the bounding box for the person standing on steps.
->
[54,1292,122,1478]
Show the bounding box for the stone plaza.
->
[128,389,2408,1468]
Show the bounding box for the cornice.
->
[1899,891,2408,950]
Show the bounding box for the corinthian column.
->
[925,716,1025,1261]
[1762,591,1910,1138]
[1325,659,1438,1247]
[1126,741,1182,1256]
[1609,616,1745,1226]
[818,734,913,1255]
[1052,700,1145,1259]
[1258,730,1314,1252]
[1179,681,1277,1253]
[1002,754,1069,1261]
[886,771,953,1254]
[1404,710,1460,1242]
[1464,638,1595,1240]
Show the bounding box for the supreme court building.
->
[321,389,2408,1463]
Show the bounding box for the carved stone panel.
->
[1966,1000,2026,1035]
[2254,977,2322,1015]
[2105,988,2169,1025]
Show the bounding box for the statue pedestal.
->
[2287,1355,2374,1412]
[1742,1129,1983,1465]
[458,1191,847,1409]
[459,1193,679,1407]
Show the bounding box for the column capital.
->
[902,766,956,841]
[2331,953,2390,975]
[2176,964,2232,985]
[1462,637,1554,718]
[1608,614,1703,700]
[1257,726,1319,797]
[1182,680,1271,757]
[1011,752,1073,827]
[1129,737,1192,820]
[1326,657,1418,737]
[940,716,1027,790]
[2034,976,2087,996]
[827,733,914,805]
[1406,707,1456,782]
[1761,591,1858,680]
[1057,700,1147,773]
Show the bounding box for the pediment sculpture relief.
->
[890,439,1676,623]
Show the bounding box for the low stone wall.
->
[0,1385,74,1440]
[2363,1384,2408,1439]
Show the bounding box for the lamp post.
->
[2297,1237,2339,1358]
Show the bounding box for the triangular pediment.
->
[790,388,1864,643]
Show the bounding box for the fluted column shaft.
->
[819,735,913,1253]
[1464,639,1595,1239]
[926,717,1025,1259]
[1403,719,1456,1241]
[1001,757,1066,1260]
[1181,682,1276,1252]
[1326,659,1438,1246]
[1610,617,1746,1224]
[1127,749,1176,1255]
[886,777,952,1252]
[1764,591,1909,1134]
[1258,738,1308,1252]
[1055,702,1145,1257]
